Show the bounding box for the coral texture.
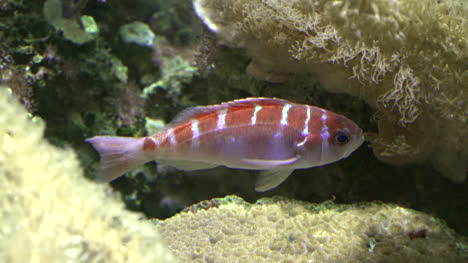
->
[156,195,467,263]
[193,0,468,182]
[0,87,176,263]
[43,0,98,44]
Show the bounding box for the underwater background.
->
[0,0,467,262]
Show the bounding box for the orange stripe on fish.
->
[172,123,193,151]
[86,97,365,191]
[255,103,283,125]
[307,108,324,135]
[225,103,255,128]
[286,105,307,132]
[142,137,157,151]
[197,111,217,134]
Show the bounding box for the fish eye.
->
[334,131,350,145]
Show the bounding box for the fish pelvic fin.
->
[85,136,150,183]
[255,167,295,192]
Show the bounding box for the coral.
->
[148,0,203,45]
[145,117,166,135]
[120,21,156,47]
[2,1,465,247]
[0,87,176,263]
[156,195,467,263]
[114,82,145,126]
[43,0,99,44]
[142,55,198,98]
[108,54,129,83]
[193,0,468,182]
[2,67,36,113]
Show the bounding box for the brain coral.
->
[0,86,176,263]
[155,195,466,263]
[193,0,468,182]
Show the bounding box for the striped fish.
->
[86,98,364,192]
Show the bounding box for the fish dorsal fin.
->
[255,167,295,192]
[167,97,292,127]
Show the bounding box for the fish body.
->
[86,98,364,191]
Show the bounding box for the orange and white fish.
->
[86,98,364,192]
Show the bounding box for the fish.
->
[85,97,365,192]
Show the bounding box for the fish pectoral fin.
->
[158,160,219,171]
[241,156,298,169]
[255,167,295,192]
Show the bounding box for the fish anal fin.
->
[241,156,298,169]
[159,159,218,171]
[255,168,295,192]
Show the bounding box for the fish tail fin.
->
[85,136,149,183]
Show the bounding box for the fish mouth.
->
[356,130,365,149]
[342,132,365,158]
[358,131,365,145]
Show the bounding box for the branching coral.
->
[156,195,467,262]
[193,0,468,182]
[0,87,176,262]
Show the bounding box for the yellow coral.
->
[0,87,176,263]
[193,0,468,182]
[156,195,466,263]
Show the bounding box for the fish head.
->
[320,112,364,163]
[300,112,364,166]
